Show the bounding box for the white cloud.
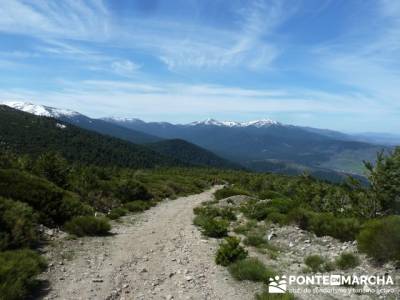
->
[0,0,295,70]
[0,80,390,121]
[0,0,109,41]
[111,60,140,76]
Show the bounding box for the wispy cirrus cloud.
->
[0,0,294,70]
[0,0,110,40]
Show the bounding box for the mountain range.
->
[105,117,388,176]
[0,104,238,170]
[2,101,394,181]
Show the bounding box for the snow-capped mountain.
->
[188,118,280,128]
[1,101,161,144]
[1,101,80,118]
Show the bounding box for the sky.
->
[0,0,399,133]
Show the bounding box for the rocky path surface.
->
[41,186,259,300]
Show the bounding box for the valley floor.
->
[39,186,260,300]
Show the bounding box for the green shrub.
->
[255,291,295,300]
[267,212,287,224]
[258,190,286,200]
[336,252,360,270]
[243,232,269,248]
[288,208,361,241]
[64,216,111,236]
[228,258,275,282]
[214,187,250,200]
[0,198,39,250]
[268,198,296,214]
[218,207,237,221]
[0,249,47,300]
[357,216,400,263]
[240,201,273,221]
[194,205,236,221]
[114,179,153,202]
[108,207,129,220]
[194,213,228,238]
[61,192,94,221]
[215,237,248,266]
[124,200,153,212]
[203,218,229,238]
[0,169,90,225]
[233,220,257,234]
[33,152,69,188]
[304,255,326,272]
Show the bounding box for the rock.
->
[217,195,253,207]
[166,295,174,300]
[169,272,175,278]
[93,278,104,283]
[140,268,148,273]
[304,239,311,244]
[267,232,277,241]
[184,276,193,281]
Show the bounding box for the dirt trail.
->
[41,186,260,300]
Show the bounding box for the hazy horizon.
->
[0,0,399,133]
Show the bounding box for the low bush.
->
[114,179,153,202]
[202,218,229,238]
[304,255,326,272]
[0,249,47,300]
[214,186,250,201]
[241,198,295,221]
[124,200,153,212]
[194,205,236,221]
[108,207,129,220]
[267,212,287,225]
[288,208,361,241]
[357,216,400,263]
[336,252,360,270]
[194,214,228,238]
[268,198,296,214]
[228,258,275,283]
[0,197,39,250]
[243,232,269,248]
[215,237,248,266]
[64,216,111,237]
[258,190,286,200]
[233,220,257,234]
[240,200,273,221]
[0,169,91,225]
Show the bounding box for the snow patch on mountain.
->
[188,118,280,128]
[1,101,80,118]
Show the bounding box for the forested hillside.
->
[148,139,242,169]
[0,105,180,169]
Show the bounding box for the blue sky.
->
[0,0,399,133]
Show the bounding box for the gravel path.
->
[41,186,260,300]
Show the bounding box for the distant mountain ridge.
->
[0,105,179,169]
[1,102,240,170]
[1,101,162,144]
[106,117,388,177]
[3,101,391,180]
